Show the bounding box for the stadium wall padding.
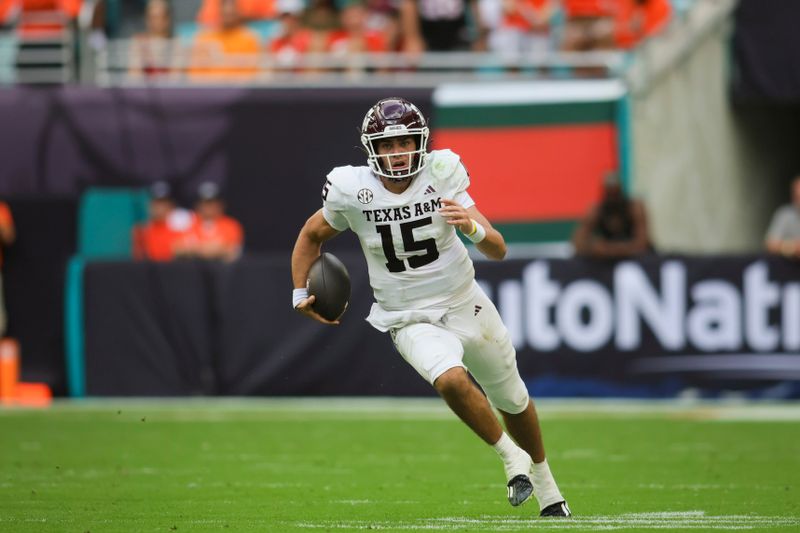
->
[3,196,77,396]
[80,254,431,397]
[77,254,800,399]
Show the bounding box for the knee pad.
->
[483,373,529,414]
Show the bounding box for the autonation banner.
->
[80,254,800,398]
[476,255,800,397]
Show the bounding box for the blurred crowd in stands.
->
[133,181,244,262]
[0,0,683,81]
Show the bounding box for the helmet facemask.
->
[360,98,430,182]
[363,129,429,181]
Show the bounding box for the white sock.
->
[531,458,565,511]
[492,433,532,481]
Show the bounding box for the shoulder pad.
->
[323,167,353,211]
[426,149,469,194]
[326,166,361,194]
[427,149,461,181]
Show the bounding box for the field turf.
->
[1,398,799,532]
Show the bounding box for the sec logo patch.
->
[357,188,374,204]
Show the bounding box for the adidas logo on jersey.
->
[424,185,436,195]
[474,305,482,316]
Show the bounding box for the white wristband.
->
[292,288,309,308]
[464,219,487,244]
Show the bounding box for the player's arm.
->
[439,199,507,260]
[291,209,341,324]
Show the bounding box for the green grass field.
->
[1,398,799,532]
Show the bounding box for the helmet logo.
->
[361,109,374,132]
[357,188,374,204]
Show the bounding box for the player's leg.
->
[432,367,534,507]
[432,366,503,445]
[392,322,533,506]
[465,343,570,515]
[500,400,544,462]
[455,289,570,516]
[392,322,505,444]
[498,402,569,516]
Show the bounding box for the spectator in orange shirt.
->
[189,0,262,81]
[613,0,670,50]
[561,0,615,51]
[20,0,79,16]
[197,0,277,28]
[0,201,15,337]
[328,0,388,55]
[0,0,17,25]
[267,0,315,70]
[478,0,560,58]
[326,0,389,73]
[132,182,193,262]
[0,0,80,24]
[16,0,81,34]
[363,0,401,52]
[176,182,244,262]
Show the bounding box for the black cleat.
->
[506,474,533,507]
[539,500,571,517]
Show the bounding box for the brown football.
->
[307,253,351,321]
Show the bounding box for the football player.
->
[291,97,570,517]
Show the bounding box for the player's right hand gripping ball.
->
[307,253,351,321]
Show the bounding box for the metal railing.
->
[89,39,627,87]
[1,0,721,88]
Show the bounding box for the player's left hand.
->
[295,294,341,325]
[438,199,472,234]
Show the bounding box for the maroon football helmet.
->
[360,97,430,181]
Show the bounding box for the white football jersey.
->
[322,149,477,316]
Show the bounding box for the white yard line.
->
[1,397,799,421]
[295,511,800,530]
